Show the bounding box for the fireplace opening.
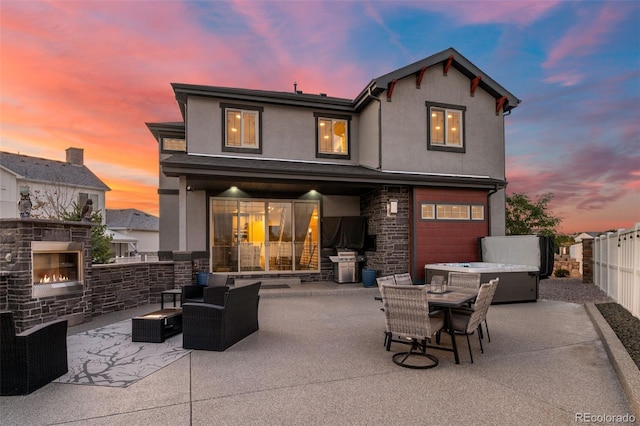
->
[32,241,83,298]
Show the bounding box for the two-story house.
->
[147,47,520,283]
[106,208,159,257]
[0,148,110,222]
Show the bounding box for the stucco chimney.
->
[65,147,84,166]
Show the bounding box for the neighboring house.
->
[106,208,159,257]
[0,148,109,222]
[146,47,520,283]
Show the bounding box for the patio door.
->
[209,198,319,273]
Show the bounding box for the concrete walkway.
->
[1,283,637,425]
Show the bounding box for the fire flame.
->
[39,275,69,283]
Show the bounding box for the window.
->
[426,102,465,152]
[162,138,185,152]
[221,104,263,153]
[471,205,485,220]
[421,203,435,219]
[437,204,470,220]
[315,113,351,159]
[420,202,485,221]
[78,193,99,209]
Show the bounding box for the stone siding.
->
[0,218,92,332]
[361,186,410,278]
[582,239,594,283]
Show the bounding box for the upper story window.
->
[426,102,466,153]
[78,193,99,210]
[221,103,263,154]
[314,113,351,159]
[162,138,186,152]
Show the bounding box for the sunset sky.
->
[1,1,638,234]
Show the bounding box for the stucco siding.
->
[159,193,179,251]
[186,96,360,163]
[358,101,380,169]
[380,66,505,179]
[186,190,207,251]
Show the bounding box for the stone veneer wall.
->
[0,218,92,332]
[90,262,174,317]
[0,217,208,333]
[361,186,410,279]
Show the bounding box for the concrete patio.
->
[1,283,637,425]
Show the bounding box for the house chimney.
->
[66,147,84,166]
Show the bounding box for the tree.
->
[29,182,76,219]
[505,192,562,237]
[62,202,114,264]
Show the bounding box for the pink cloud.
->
[413,1,560,26]
[543,2,635,69]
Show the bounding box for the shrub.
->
[554,268,570,278]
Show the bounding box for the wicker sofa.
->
[182,281,261,351]
[0,311,68,395]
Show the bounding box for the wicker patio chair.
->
[375,275,397,347]
[379,284,444,369]
[393,273,413,285]
[449,280,498,363]
[447,272,481,289]
[376,275,396,286]
[0,311,68,395]
[182,281,261,351]
[182,274,229,304]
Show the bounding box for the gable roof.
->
[0,151,110,191]
[354,47,520,112]
[169,47,520,119]
[106,208,159,231]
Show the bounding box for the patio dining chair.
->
[449,279,498,363]
[393,273,413,285]
[379,283,444,369]
[447,272,481,289]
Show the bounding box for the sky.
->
[1,0,638,235]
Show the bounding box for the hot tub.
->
[424,262,539,303]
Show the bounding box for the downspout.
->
[366,87,382,169]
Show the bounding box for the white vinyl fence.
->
[594,222,640,319]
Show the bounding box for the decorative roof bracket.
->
[496,96,508,115]
[443,55,454,76]
[387,79,397,102]
[470,75,482,97]
[416,67,427,88]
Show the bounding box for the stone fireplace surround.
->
[0,218,92,332]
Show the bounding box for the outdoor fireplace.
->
[31,241,83,298]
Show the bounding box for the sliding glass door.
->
[210,198,319,274]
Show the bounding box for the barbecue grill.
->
[329,249,366,283]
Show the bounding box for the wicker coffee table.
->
[132,308,182,343]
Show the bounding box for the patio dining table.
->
[426,287,478,364]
